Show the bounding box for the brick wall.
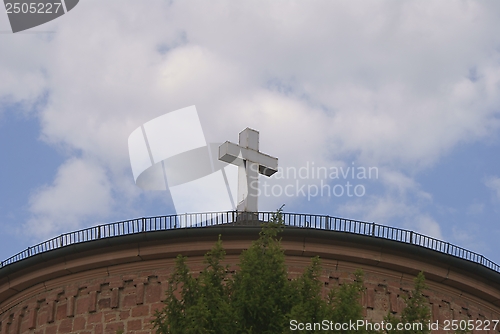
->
[1,228,499,334]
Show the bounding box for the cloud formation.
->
[27,158,113,238]
[1,1,499,242]
[485,176,500,202]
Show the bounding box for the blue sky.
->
[0,1,500,266]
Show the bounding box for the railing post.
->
[371,222,375,236]
[410,231,414,244]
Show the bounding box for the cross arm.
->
[219,141,278,177]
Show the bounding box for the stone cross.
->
[219,128,278,212]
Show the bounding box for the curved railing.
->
[1,211,499,274]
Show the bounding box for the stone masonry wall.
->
[1,255,500,334]
[1,228,500,334]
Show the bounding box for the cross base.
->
[235,211,260,223]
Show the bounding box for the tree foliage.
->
[384,272,431,334]
[152,236,236,334]
[327,269,370,334]
[153,209,433,334]
[230,214,293,333]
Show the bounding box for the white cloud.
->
[466,202,485,215]
[414,215,442,240]
[25,158,113,239]
[338,195,442,239]
[379,169,431,200]
[450,222,488,256]
[0,37,48,116]
[1,1,500,239]
[484,176,500,201]
[336,168,441,238]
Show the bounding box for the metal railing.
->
[1,211,499,274]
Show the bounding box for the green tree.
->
[153,208,375,334]
[288,256,331,330]
[327,269,370,334]
[230,211,294,333]
[385,271,431,334]
[152,236,236,334]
